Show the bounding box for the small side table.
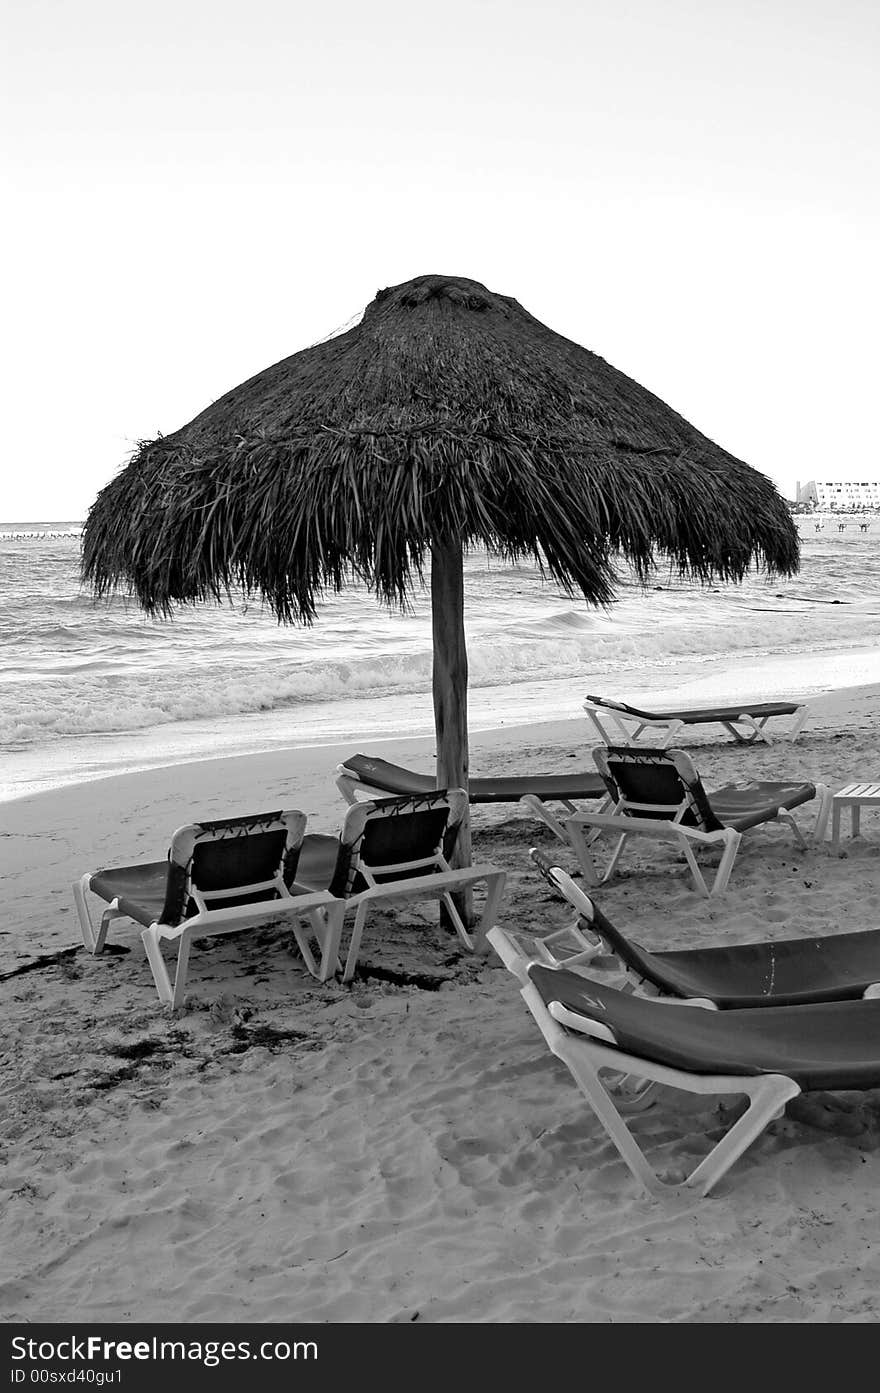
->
[830,782,880,845]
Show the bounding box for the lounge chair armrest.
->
[565,812,727,847]
[153,888,338,940]
[354,863,505,903]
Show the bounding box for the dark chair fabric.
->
[706,782,817,831]
[529,963,880,1091]
[295,799,460,898]
[585,694,800,724]
[340,753,606,804]
[585,899,880,1008]
[598,746,816,833]
[89,863,168,929]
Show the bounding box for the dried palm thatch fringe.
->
[82,274,797,621]
[81,274,799,920]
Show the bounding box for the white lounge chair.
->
[74,809,344,1009]
[334,753,610,844]
[583,693,809,748]
[489,922,880,1196]
[562,745,831,896]
[292,789,507,982]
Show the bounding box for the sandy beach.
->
[4,682,880,1322]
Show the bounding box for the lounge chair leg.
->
[653,718,684,749]
[562,813,612,880]
[517,984,668,1195]
[788,706,808,742]
[286,902,345,980]
[677,837,711,897]
[471,871,506,953]
[74,880,126,955]
[711,830,741,896]
[777,811,807,849]
[601,832,629,883]
[685,1075,802,1196]
[557,1035,800,1197]
[73,875,97,952]
[732,714,774,745]
[557,1049,666,1195]
[562,818,601,885]
[342,903,368,983]
[316,903,345,981]
[95,903,126,953]
[440,891,475,951]
[812,784,833,843]
[141,925,175,1006]
[170,932,193,1011]
[291,904,345,982]
[289,921,320,979]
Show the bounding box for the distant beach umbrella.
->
[82,273,799,895]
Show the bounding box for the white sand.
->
[4,686,880,1322]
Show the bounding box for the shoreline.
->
[4,641,880,806]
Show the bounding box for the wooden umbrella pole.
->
[431,535,474,928]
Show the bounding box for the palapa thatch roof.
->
[82,273,798,617]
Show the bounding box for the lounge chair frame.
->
[334,756,611,848]
[294,791,507,983]
[527,848,880,1006]
[488,924,801,1197]
[563,746,830,896]
[74,810,344,1009]
[583,694,809,749]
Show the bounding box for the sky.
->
[4,0,879,520]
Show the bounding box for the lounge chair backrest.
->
[337,753,437,797]
[529,847,598,922]
[160,810,308,926]
[592,745,723,832]
[585,693,650,719]
[327,790,467,899]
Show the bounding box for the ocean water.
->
[1,515,879,802]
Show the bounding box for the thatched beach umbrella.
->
[83,273,798,888]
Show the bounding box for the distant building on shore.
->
[796,479,880,510]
